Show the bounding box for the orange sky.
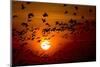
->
[12,1,96,66]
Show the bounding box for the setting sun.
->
[41,40,51,50]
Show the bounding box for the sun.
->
[41,40,51,50]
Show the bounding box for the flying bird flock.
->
[12,1,96,66]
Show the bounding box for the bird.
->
[13,15,18,18]
[34,27,39,30]
[37,40,41,42]
[42,28,50,34]
[43,13,48,17]
[89,9,93,13]
[64,11,68,14]
[73,12,77,15]
[26,2,31,4]
[32,38,34,40]
[21,4,25,9]
[69,19,74,23]
[21,22,28,27]
[28,13,34,18]
[45,23,50,27]
[55,21,59,25]
[63,4,67,7]
[81,16,85,19]
[27,19,32,22]
[74,6,78,10]
[68,19,77,29]
[42,18,46,23]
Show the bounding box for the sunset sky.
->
[12,1,96,66]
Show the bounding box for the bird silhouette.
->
[27,19,32,22]
[64,11,68,14]
[73,12,77,15]
[81,16,85,19]
[28,13,34,18]
[75,6,78,10]
[26,2,31,4]
[42,18,46,23]
[43,13,48,17]
[21,22,28,27]
[55,21,59,25]
[37,40,41,42]
[21,4,25,9]
[63,4,67,7]
[13,15,18,18]
[89,9,93,12]
[45,23,50,27]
